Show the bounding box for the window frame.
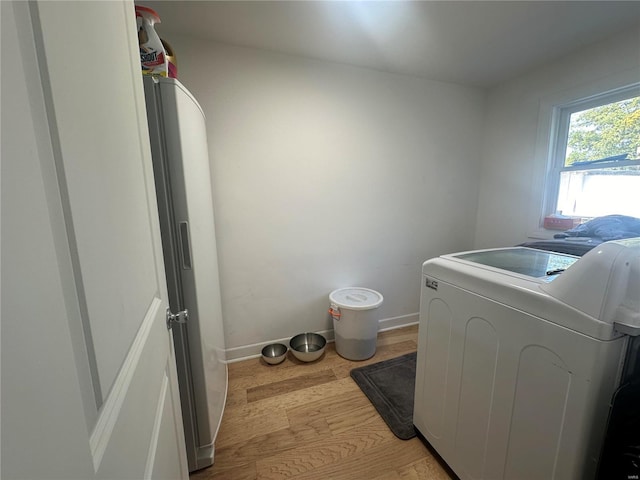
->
[545,84,640,220]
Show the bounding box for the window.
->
[546,86,640,220]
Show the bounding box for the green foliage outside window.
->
[565,96,640,166]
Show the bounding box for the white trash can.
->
[329,287,384,360]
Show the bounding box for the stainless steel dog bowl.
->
[289,332,326,362]
[261,343,287,365]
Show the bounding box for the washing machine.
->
[413,239,640,480]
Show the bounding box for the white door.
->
[1,2,188,479]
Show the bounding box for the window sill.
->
[527,229,557,240]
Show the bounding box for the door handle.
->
[166,308,188,330]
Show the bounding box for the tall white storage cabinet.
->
[413,241,640,480]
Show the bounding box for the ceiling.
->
[141,1,640,88]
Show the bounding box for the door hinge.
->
[166,308,189,330]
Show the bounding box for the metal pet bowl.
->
[261,343,288,365]
[289,332,326,362]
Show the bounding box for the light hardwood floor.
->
[190,325,455,480]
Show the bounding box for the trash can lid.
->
[329,287,383,310]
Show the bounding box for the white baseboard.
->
[378,312,419,332]
[224,312,419,363]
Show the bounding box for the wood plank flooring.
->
[190,325,455,480]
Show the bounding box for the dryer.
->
[413,239,640,480]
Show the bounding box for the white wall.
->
[163,36,485,356]
[474,23,640,249]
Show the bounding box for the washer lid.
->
[329,287,383,310]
